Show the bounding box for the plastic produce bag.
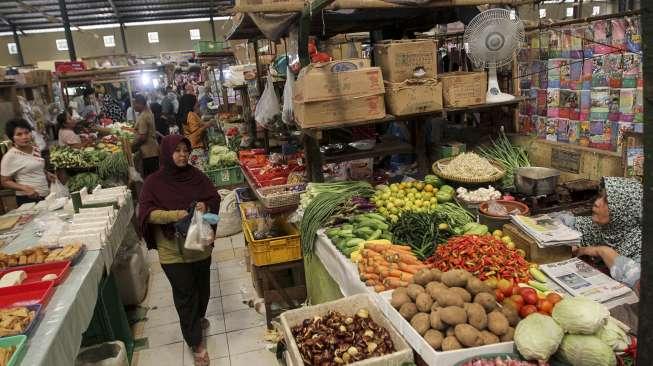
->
[254,76,280,128]
[282,67,295,125]
[49,178,69,199]
[184,208,213,251]
[215,190,242,237]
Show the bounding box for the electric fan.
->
[463,8,525,103]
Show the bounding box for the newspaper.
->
[511,214,582,248]
[540,258,634,303]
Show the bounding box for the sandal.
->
[192,348,210,366]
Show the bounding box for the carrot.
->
[396,252,422,265]
[365,279,378,286]
[366,244,391,253]
[384,277,409,288]
[392,245,414,252]
[374,284,387,292]
[361,273,380,281]
[399,262,426,274]
[358,263,365,273]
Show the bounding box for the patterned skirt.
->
[189,148,208,170]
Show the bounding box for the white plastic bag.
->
[184,208,213,251]
[215,190,242,237]
[282,67,295,125]
[254,76,280,128]
[50,178,69,199]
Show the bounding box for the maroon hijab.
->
[138,134,220,249]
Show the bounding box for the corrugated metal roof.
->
[0,0,234,32]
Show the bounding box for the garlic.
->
[347,347,359,356]
[356,309,369,319]
[367,342,378,353]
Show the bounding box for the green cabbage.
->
[596,317,630,351]
[514,313,564,361]
[551,297,609,334]
[557,334,616,366]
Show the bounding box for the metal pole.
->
[11,26,24,66]
[637,0,652,363]
[57,0,76,61]
[120,23,128,54]
[210,14,217,42]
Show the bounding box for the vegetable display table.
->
[0,197,135,366]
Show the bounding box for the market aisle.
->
[132,233,279,366]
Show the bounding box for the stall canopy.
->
[0,0,233,32]
[226,7,480,41]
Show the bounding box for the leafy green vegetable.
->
[551,297,610,334]
[207,145,239,169]
[557,334,616,366]
[67,172,101,193]
[514,313,564,361]
[478,130,530,188]
[596,317,630,351]
[98,152,128,180]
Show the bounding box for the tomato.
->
[495,289,505,302]
[497,279,514,297]
[509,294,525,309]
[511,286,522,296]
[537,299,554,314]
[520,288,538,305]
[519,305,538,318]
[503,298,521,312]
[546,293,563,304]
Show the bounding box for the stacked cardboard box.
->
[293,59,386,128]
[374,40,442,116]
[439,71,488,108]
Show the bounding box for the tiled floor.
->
[132,233,279,366]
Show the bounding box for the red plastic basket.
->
[0,261,71,287]
[0,281,55,308]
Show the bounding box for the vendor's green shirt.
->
[149,210,212,264]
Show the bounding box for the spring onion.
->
[478,131,531,188]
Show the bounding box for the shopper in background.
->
[1,118,55,205]
[179,94,212,169]
[161,86,179,131]
[57,111,83,148]
[197,86,213,115]
[78,89,99,122]
[132,94,160,178]
[138,134,219,366]
[150,102,168,142]
[99,85,125,123]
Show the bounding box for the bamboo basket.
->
[432,157,506,184]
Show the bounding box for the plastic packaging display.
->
[282,67,295,125]
[254,76,280,128]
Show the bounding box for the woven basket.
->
[256,183,306,209]
[432,157,506,184]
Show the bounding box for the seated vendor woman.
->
[57,111,84,148]
[563,177,642,291]
[1,118,55,205]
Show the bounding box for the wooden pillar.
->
[11,27,24,66]
[637,0,652,363]
[120,23,128,54]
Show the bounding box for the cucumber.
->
[359,219,389,231]
[342,224,354,231]
[344,238,365,247]
[326,228,341,237]
[354,227,374,237]
[529,267,548,283]
[528,280,549,292]
[363,213,387,222]
[366,229,382,241]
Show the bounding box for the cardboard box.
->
[440,142,466,158]
[440,71,487,107]
[325,41,363,60]
[25,70,51,85]
[293,61,385,127]
[374,39,437,82]
[384,78,442,116]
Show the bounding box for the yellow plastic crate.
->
[242,215,301,267]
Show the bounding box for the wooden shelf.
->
[443,97,529,113]
[322,137,413,163]
[16,83,48,89]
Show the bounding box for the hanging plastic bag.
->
[254,76,280,128]
[50,178,69,199]
[184,208,213,251]
[282,67,295,125]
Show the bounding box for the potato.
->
[501,306,521,327]
[480,330,500,345]
[410,312,430,336]
[413,268,434,286]
[391,292,412,309]
[431,302,440,312]
[429,309,446,330]
[399,302,419,320]
[393,287,409,297]
[449,287,472,302]
[487,311,509,336]
[442,336,462,351]
[466,303,488,330]
[415,293,434,313]
[430,269,443,282]
[435,289,464,307]
[424,329,444,350]
[426,281,447,300]
[446,327,455,337]
[500,327,515,342]
[474,292,497,313]
[466,277,492,296]
[407,284,426,301]
[441,269,469,287]
[440,306,467,326]
[454,324,482,347]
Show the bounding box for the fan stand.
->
[486,66,515,103]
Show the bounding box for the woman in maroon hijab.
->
[138,134,219,366]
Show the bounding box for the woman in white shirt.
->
[57,111,83,148]
[1,118,55,205]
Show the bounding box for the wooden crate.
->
[251,259,307,328]
[503,223,572,264]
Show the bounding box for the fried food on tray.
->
[0,307,35,337]
[0,244,82,268]
[0,345,16,366]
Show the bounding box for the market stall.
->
[0,187,137,365]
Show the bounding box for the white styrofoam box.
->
[58,233,104,250]
[65,229,107,242]
[281,293,414,366]
[373,292,516,365]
